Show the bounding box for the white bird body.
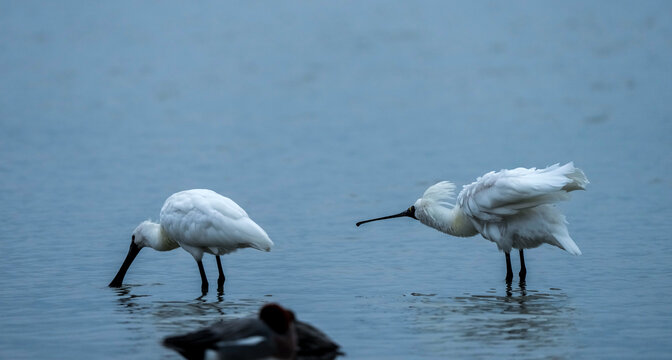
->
[357,162,588,282]
[157,189,273,259]
[413,163,586,254]
[110,189,273,292]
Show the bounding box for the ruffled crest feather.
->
[422,181,456,208]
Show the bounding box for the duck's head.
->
[259,303,296,334]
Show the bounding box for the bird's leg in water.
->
[519,249,527,281]
[505,252,513,283]
[197,260,209,293]
[216,256,226,292]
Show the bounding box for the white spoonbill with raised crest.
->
[109,189,273,293]
[356,162,588,283]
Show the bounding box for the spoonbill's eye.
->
[132,235,135,241]
[409,206,415,213]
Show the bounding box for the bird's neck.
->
[143,222,180,251]
[418,204,478,237]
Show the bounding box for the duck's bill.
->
[109,241,141,287]
[356,208,414,227]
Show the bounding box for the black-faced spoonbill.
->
[163,303,343,360]
[356,162,588,283]
[109,189,273,293]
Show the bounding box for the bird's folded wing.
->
[160,190,272,251]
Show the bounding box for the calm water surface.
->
[1,1,671,359]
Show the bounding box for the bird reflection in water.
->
[408,282,575,356]
[506,280,526,298]
[112,285,269,341]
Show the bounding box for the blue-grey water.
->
[1,1,671,359]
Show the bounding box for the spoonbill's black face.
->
[356,205,417,227]
[108,236,142,287]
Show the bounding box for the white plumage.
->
[160,189,273,259]
[109,189,273,292]
[357,162,588,282]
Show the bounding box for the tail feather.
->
[555,233,582,255]
[239,218,274,252]
[295,320,343,357]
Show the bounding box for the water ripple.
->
[407,284,575,358]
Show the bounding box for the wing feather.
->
[457,163,587,221]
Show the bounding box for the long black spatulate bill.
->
[109,241,141,287]
[356,207,416,227]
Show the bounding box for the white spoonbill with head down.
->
[109,189,273,293]
[356,162,588,283]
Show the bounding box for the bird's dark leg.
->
[197,260,208,294]
[216,256,225,292]
[505,252,513,284]
[519,249,527,282]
